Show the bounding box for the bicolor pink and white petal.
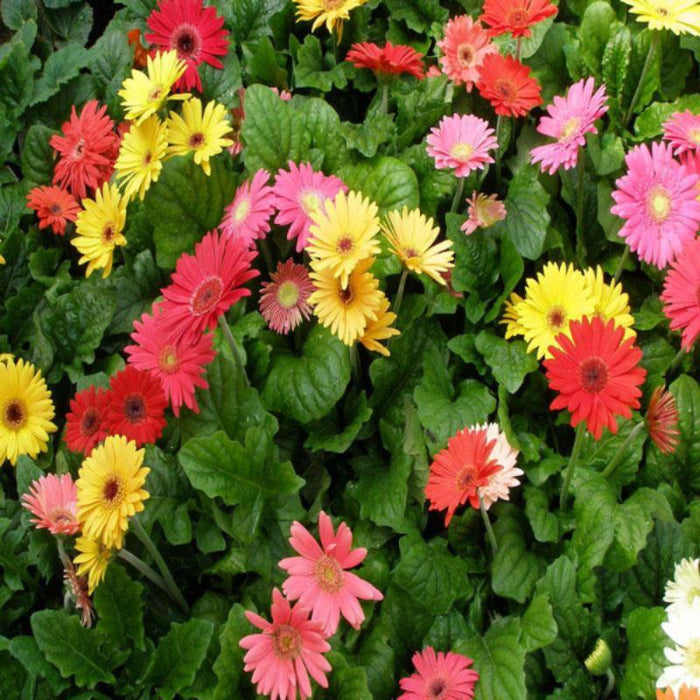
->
[477,422,523,509]
[220,169,277,248]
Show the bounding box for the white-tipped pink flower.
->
[22,473,80,536]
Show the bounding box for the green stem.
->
[479,495,498,554]
[624,32,660,128]
[450,177,466,213]
[259,238,274,273]
[350,344,361,385]
[575,150,587,267]
[515,37,522,61]
[560,422,586,510]
[380,83,389,115]
[667,346,687,376]
[118,549,172,599]
[601,421,645,480]
[613,244,630,284]
[218,314,249,386]
[394,269,408,313]
[603,669,616,699]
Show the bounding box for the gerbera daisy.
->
[145,0,228,92]
[0,359,56,466]
[307,190,381,288]
[622,0,700,35]
[73,183,127,279]
[531,78,609,175]
[476,53,543,117]
[127,29,149,69]
[426,114,498,178]
[50,100,120,200]
[481,0,558,38]
[657,687,700,700]
[425,426,501,526]
[398,647,480,700]
[259,260,314,335]
[477,422,523,509]
[461,191,507,234]
[74,536,113,595]
[21,473,80,536]
[104,366,168,447]
[26,186,81,236]
[583,266,636,340]
[160,230,258,338]
[309,258,383,345]
[65,386,110,455]
[359,295,400,356]
[76,435,150,550]
[346,41,425,80]
[118,49,189,124]
[279,511,384,637]
[665,559,700,613]
[658,598,700,692]
[114,115,169,200]
[125,304,217,416]
[220,169,276,247]
[501,291,527,339]
[664,111,700,155]
[661,237,700,349]
[438,15,497,92]
[63,560,94,627]
[240,588,332,700]
[293,0,367,36]
[647,386,680,454]
[611,142,700,269]
[544,316,646,440]
[272,161,347,252]
[381,206,454,284]
[166,98,232,176]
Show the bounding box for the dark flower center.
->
[495,79,517,100]
[103,478,120,502]
[579,356,609,393]
[189,132,205,148]
[81,408,100,436]
[103,225,116,243]
[456,464,476,490]
[124,394,146,423]
[172,23,201,60]
[339,287,354,305]
[429,678,448,698]
[50,204,62,215]
[458,43,474,66]
[4,399,26,429]
[336,236,354,254]
[547,306,566,330]
[191,276,224,316]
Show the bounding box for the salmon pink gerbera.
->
[64,385,111,455]
[481,0,558,38]
[476,53,542,117]
[259,260,314,335]
[26,186,81,236]
[438,15,497,91]
[220,170,277,248]
[461,191,507,234]
[22,473,80,536]
[279,511,384,637]
[398,646,480,700]
[661,237,700,350]
[240,588,332,700]
[663,110,700,155]
[346,41,425,79]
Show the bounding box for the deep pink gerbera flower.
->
[611,142,700,269]
[398,646,480,700]
[661,236,700,350]
[663,110,700,155]
[145,0,228,92]
[240,588,331,700]
[220,170,276,248]
[272,162,347,252]
[427,114,498,178]
[530,78,608,175]
[22,473,80,536]
[260,260,314,335]
[279,511,384,637]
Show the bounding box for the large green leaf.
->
[620,607,668,700]
[94,564,145,651]
[212,604,248,700]
[20,124,55,184]
[219,0,285,43]
[305,391,373,453]
[324,652,372,699]
[9,635,69,695]
[521,594,558,652]
[475,332,538,393]
[30,43,89,106]
[343,157,420,214]
[579,2,616,73]
[295,35,348,92]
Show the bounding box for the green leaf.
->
[300,97,349,173]
[2,0,37,30]
[295,35,348,92]
[20,124,55,184]
[395,76,453,148]
[9,635,68,694]
[212,604,248,699]
[305,391,372,453]
[340,110,396,159]
[343,157,420,214]
[446,213,499,296]
[475,332,538,393]
[384,0,448,33]
[108,249,161,334]
[30,43,89,106]
[602,26,632,122]
[634,94,700,141]
[199,49,242,108]
[667,375,700,491]
[626,29,661,118]
[220,0,285,43]
[325,652,372,700]
[524,485,560,542]
[579,2,616,73]
[620,607,668,700]
[521,595,558,652]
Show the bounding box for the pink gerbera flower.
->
[279,511,384,637]
[530,78,608,175]
[661,236,700,350]
[461,191,506,234]
[663,110,700,155]
[271,87,293,100]
[260,260,314,335]
[145,0,228,92]
[426,114,498,178]
[22,473,80,536]
[477,422,523,509]
[611,142,700,269]
[437,15,497,92]
[240,588,332,700]
[272,162,347,252]
[220,170,276,248]
[398,647,480,700]
[125,303,217,416]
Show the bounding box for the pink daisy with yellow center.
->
[398,646,480,700]
[461,191,507,234]
[22,473,80,536]
[259,260,314,335]
[663,110,700,156]
[220,169,276,248]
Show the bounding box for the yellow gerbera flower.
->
[0,359,56,466]
[166,98,233,176]
[514,262,595,359]
[118,50,189,124]
[359,294,400,356]
[501,292,527,339]
[583,266,636,340]
[381,206,454,285]
[76,435,150,550]
[310,257,383,345]
[293,0,367,35]
[74,536,113,595]
[73,183,127,279]
[114,115,168,201]
[307,190,381,288]
[0,254,5,264]
[622,0,700,35]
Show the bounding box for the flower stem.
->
[601,421,645,480]
[118,549,171,598]
[450,177,466,213]
[613,244,630,284]
[394,269,408,313]
[351,344,362,385]
[667,346,687,376]
[575,150,587,267]
[56,537,70,568]
[259,238,274,273]
[560,422,586,510]
[515,37,522,61]
[603,669,616,699]
[624,31,660,128]
[218,314,250,386]
[380,83,389,115]
[479,495,498,554]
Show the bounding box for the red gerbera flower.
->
[50,100,120,200]
[476,53,542,117]
[425,427,501,526]
[346,41,425,80]
[646,386,680,455]
[481,0,558,38]
[26,186,80,236]
[104,366,168,447]
[145,0,229,92]
[544,316,646,440]
[65,385,111,455]
[661,236,700,350]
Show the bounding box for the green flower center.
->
[276,281,299,309]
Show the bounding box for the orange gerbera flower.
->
[26,186,80,236]
[481,0,558,38]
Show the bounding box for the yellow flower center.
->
[272,625,302,660]
[685,639,700,677]
[101,474,125,508]
[336,236,355,255]
[687,585,700,604]
[450,142,474,162]
[560,117,581,141]
[276,281,299,309]
[3,399,26,430]
[546,306,566,330]
[647,185,672,223]
[689,128,700,145]
[158,345,179,374]
[300,191,321,214]
[314,555,344,593]
[235,198,251,222]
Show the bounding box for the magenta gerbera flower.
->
[398,646,480,700]
[530,77,608,175]
[279,511,384,637]
[272,162,347,252]
[661,237,700,350]
[22,474,80,536]
[145,0,228,92]
[220,169,276,248]
[610,141,700,269]
[426,114,498,178]
[663,110,700,155]
[259,260,314,335]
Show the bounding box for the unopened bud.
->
[585,638,612,676]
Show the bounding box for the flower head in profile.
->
[646,386,680,454]
[476,53,542,117]
[74,536,113,595]
[622,0,700,35]
[665,559,700,614]
[481,0,558,38]
[359,294,400,356]
[260,260,314,335]
[26,186,80,236]
[145,0,228,92]
[293,0,367,36]
[611,141,700,269]
[438,15,497,91]
[544,316,646,440]
[346,41,425,80]
[501,291,527,339]
[477,422,523,510]
[658,598,700,693]
[63,560,94,627]
[279,511,384,636]
[240,588,332,700]
[531,78,608,175]
[461,191,507,234]
[661,237,700,349]
[398,646,480,700]
[583,266,636,340]
[22,474,80,536]
[65,386,110,456]
[127,28,149,69]
[664,111,700,155]
[220,170,276,247]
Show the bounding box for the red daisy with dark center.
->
[544,316,647,440]
[26,186,81,236]
[65,385,111,456]
[481,0,558,38]
[345,41,425,80]
[145,0,229,92]
[476,53,542,117]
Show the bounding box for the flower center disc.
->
[314,555,344,593]
[339,286,354,305]
[276,281,300,309]
[456,464,475,490]
[48,507,75,525]
[102,476,122,505]
[189,132,205,149]
[172,23,201,59]
[458,43,475,66]
[300,190,321,214]
[560,117,581,141]
[546,306,566,330]
[124,394,146,423]
[647,185,672,223]
[191,276,224,316]
[579,356,609,393]
[103,224,116,243]
[686,639,700,677]
[159,345,180,374]
[3,399,26,430]
[323,0,345,9]
[450,142,474,161]
[234,198,251,222]
[336,236,354,254]
[507,8,530,26]
[81,408,100,436]
[495,79,516,100]
[429,677,449,699]
[272,624,302,660]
